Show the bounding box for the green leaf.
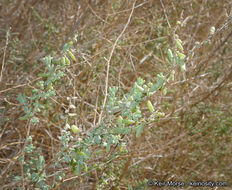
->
[71,125,81,134]
[117,116,123,126]
[31,117,39,124]
[169,70,175,81]
[124,119,135,125]
[18,156,24,163]
[61,56,66,65]
[128,184,133,190]
[123,127,131,134]
[24,144,35,153]
[68,41,73,46]
[176,39,184,52]
[48,90,56,97]
[42,55,52,66]
[13,176,22,182]
[57,70,64,78]
[64,55,70,65]
[176,57,186,71]
[136,125,144,138]
[67,50,77,61]
[37,155,45,171]
[109,86,118,96]
[64,155,71,163]
[135,83,145,93]
[31,173,39,183]
[167,49,174,62]
[162,87,167,95]
[77,161,83,176]
[96,150,103,155]
[181,63,186,71]
[94,135,101,144]
[62,43,71,52]
[147,100,155,112]
[83,162,88,172]
[114,127,131,135]
[38,73,49,77]
[17,93,26,104]
[177,51,186,60]
[106,137,113,152]
[155,112,165,117]
[19,114,31,121]
[137,77,145,86]
[150,74,166,92]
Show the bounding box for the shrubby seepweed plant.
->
[16,33,184,189]
[14,23,195,188]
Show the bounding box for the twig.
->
[160,0,171,28]
[0,28,11,84]
[61,0,105,49]
[61,3,91,49]
[98,0,137,125]
[0,77,42,94]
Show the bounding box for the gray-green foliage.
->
[55,75,168,189]
[16,37,170,188]
[15,137,50,190]
[17,42,75,125]
[16,42,76,189]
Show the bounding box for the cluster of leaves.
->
[54,74,169,189]
[17,42,77,125]
[14,136,49,190]
[15,42,79,189]
[16,43,171,188]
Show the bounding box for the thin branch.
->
[97,0,137,125]
[0,28,11,84]
[160,0,171,28]
[0,77,42,94]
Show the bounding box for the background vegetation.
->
[0,0,231,189]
